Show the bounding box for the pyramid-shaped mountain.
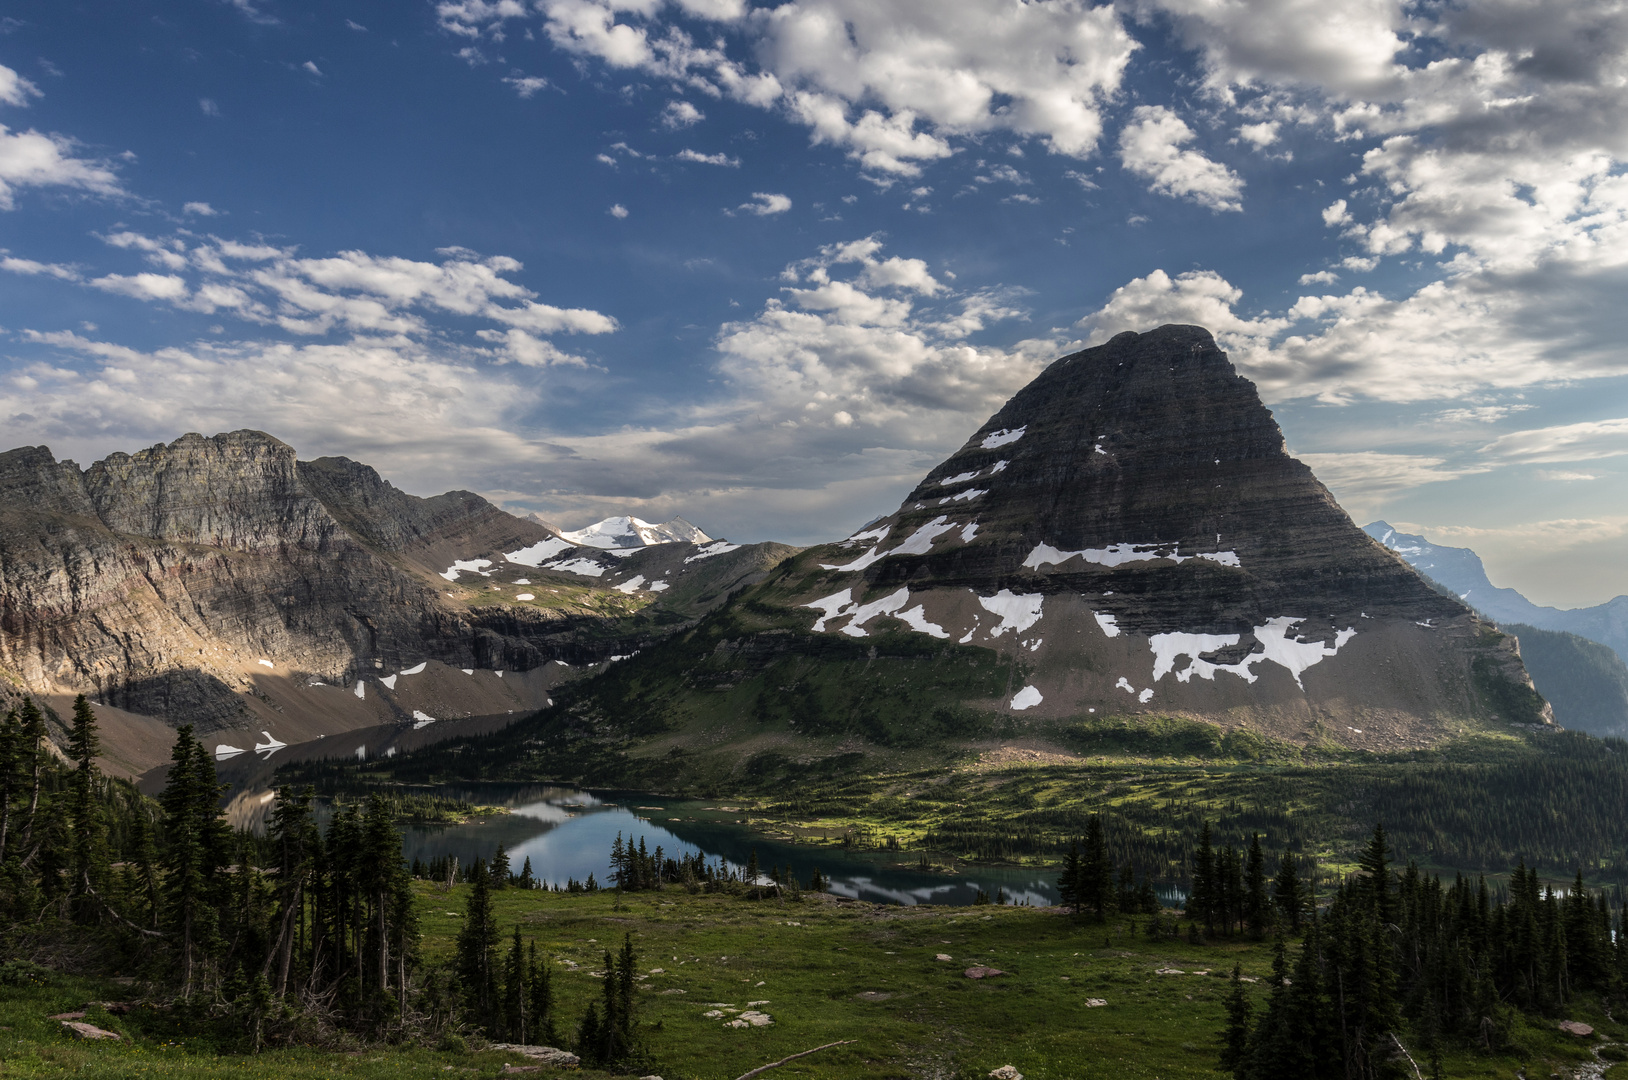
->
[543,325,1548,777]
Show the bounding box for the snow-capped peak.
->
[559,515,713,549]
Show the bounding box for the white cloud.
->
[1298,270,1338,285]
[0,64,41,107]
[2,256,79,280]
[1117,106,1244,212]
[1481,418,1628,464]
[200,98,221,117]
[448,0,1138,180]
[503,75,550,98]
[1237,121,1279,147]
[302,61,323,77]
[0,125,125,210]
[1295,452,1488,515]
[89,273,190,302]
[675,148,739,166]
[346,19,367,31]
[661,99,704,128]
[736,191,791,216]
[183,201,220,217]
[608,203,629,218]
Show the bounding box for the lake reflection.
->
[401,784,1065,907]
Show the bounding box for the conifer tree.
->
[1190,822,1216,936]
[504,925,527,1041]
[1081,815,1111,921]
[1056,841,1083,919]
[456,858,499,1028]
[1221,962,1253,1077]
[66,695,108,922]
[1244,833,1268,939]
[159,724,226,995]
[15,697,47,853]
[528,939,557,1046]
[0,707,17,863]
[490,843,510,888]
[1273,850,1304,933]
[1357,823,1394,925]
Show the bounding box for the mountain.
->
[470,325,1549,788]
[1364,522,1628,666]
[557,515,713,548]
[0,431,794,775]
[1500,624,1628,739]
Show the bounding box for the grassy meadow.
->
[3,884,1623,1080]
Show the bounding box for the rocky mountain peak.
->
[559,515,713,548]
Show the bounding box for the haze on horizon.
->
[1,0,1627,608]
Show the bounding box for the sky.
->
[3,0,1628,608]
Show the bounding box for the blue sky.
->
[3,0,1628,606]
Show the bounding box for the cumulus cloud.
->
[0,64,41,107]
[443,0,1138,179]
[0,124,125,210]
[1117,106,1244,211]
[183,201,220,217]
[735,191,791,215]
[2,256,79,280]
[661,99,704,128]
[608,203,629,218]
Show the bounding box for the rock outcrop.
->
[0,430,794,771]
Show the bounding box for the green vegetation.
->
[1508,622,1628,739]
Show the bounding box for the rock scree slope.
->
[517,325,1549,783]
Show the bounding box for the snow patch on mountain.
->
[1023,542,1240,570]
[978,590,1044,637]
[981,426,1026,449]
[561,515,711,549]
[1149,618,1356,690]
[543,557,608,578]
[505,538,574,566]
[441,558,494,580]
[1010,685,1043,710]
[684,541,741,562]
[1094,612,1120,638]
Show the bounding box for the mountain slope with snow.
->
[558,515,712,548]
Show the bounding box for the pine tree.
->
[1357,823,1394,925]
[0,707,17,864]
[490,843,510,889]
[456,858,499,1028]
[504,925,528,1041]
[66,695,108,923]
[1081,816,1112,921]
[1190,822,1216,936]
[528,940,557,1046]
[159,724,226,995]
[518,856,534,890]
[1056,841,1083,919]
[1244,833,1268,939]
[15,697,47,854]
[1273,850,1304,933]
[1221,962,1253,1077]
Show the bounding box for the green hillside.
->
[1507,623,1628,738]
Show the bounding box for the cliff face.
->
[0,430,800,771]
[0,433,518,732]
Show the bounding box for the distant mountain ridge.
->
[1363,522,1628,666]
[556,515,712,549]
[0,431,795,775]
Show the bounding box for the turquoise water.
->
[399,783,1067,907]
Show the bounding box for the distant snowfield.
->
[685,540,741,562]
[504,538,573,566]
[543,557,608,577]
[561,515,711,549]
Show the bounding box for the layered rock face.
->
[0,430,798,770]
[785,325,1548,746]
[0,433,537,732]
